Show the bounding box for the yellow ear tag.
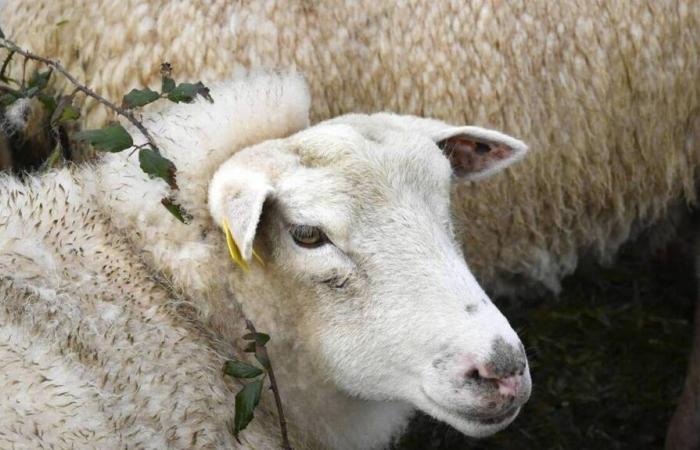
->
[252,248,265,267]
[222,219,250,272]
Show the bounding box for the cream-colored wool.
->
[2,1,698,292]
[0,72,312,450]
[0,72,535,449]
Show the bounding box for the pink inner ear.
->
[438,136,514,176]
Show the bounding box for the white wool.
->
[0,72,532,449]
[2,0,697,295]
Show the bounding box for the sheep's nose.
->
[464,363,527,398]
[464,341,528,398]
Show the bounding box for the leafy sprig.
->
[0,34,210,223]
[223,320,292,449]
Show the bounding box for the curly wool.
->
[1,0,699,291]
[0,73,318,449]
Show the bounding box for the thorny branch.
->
[246,320,292,450]
[0,36,163,155]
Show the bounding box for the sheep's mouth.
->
[468,407,519,425]
[419,387,520,433]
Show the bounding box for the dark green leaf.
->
[38,94,58,115]
[167,81,213,103]
[0,93,17,106]
[254,348,270,369]
[26,70,52,93]
[242,332,270,346]
[22,86,39,98]
[138,147,177,189]
[122,87,160,109]
[161,197,191,224]
[55,19,69,27]
[74,123,133,152]
[161,76,175,94]
[160,62,175,94]
[223,360,264,379]
[233,379,263,438]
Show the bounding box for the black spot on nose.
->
[488,337,527,378]
[465,304,478,314]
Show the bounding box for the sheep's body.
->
[0,74,314,449]
[2,0,699,292]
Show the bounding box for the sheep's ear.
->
[434,126,528,181]
[208,164,272,269]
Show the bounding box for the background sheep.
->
[1,0,698,294]
[0,73,533,449]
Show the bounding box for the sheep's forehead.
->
[276,122,453,238]
[288,121,452,190]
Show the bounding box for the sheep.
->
[0,72,533,449]
[2,2,699,445]
[1,0,698,295]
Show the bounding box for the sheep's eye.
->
[290,225,328,248]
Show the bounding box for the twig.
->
[0,37,163,155]
[245,320,292,450]
[0,49,14,81]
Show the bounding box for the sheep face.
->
[209,114,531,438]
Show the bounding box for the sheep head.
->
[208,113,531,439]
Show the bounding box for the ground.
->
[396,236,697,450]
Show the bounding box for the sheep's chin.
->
[414,390,520,438]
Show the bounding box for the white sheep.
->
[1,0,698,295]
[0,72,532,449]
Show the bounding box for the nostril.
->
[496,375,522,397]
[465,368,482,381]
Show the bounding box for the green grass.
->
[396,241,696,450]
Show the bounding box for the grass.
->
[395,239,696,450]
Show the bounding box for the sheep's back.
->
[2,0,698,291]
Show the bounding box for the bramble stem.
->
[0,37,162,155]
[245,320,292,450]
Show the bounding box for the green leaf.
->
[160,62,175,93]
[22,86,39,98]
[223,360,264,379]
[74,123,133,152]
[161,197,191,224]
[242,332,270,347]
[58,104,80,122]
[233,379,263,439]
[40,143,63,172]
[122,87,160,109]
[161,76,175,94]
[254,348,270,369]
[26,69,52,93]
[38,94,58,114]
[167,81,213,103]
[55,19,69,27]
[138,147,177,189]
